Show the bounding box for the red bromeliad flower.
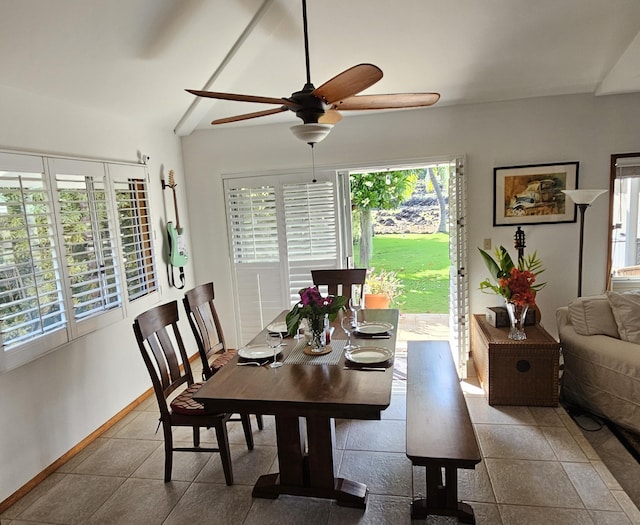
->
[479,245,546,306]
[499,268,538,306]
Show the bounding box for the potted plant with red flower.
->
[478,246,546,340]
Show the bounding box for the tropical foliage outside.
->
[355,233,450,313]
[349,170,419,269]
[350,165,451,314]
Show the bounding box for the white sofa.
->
[557,291,640,434]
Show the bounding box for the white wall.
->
[181,92,640,345]
[0,85,194,502]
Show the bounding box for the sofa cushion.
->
[607,290,640,344]
[568,295,620,338]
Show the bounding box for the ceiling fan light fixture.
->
[290,123,334,145]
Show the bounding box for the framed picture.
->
[493,161,579,226]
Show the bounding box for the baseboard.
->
[0,352,202,514]
[0,386,153,514]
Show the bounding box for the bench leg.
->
[411,466,475,523]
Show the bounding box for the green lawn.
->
[355,233,450,314]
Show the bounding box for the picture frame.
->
[493,161,579,226]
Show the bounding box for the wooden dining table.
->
[194,308,399,508]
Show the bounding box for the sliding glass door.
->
[223,157,469,373]
[224,170,347,345]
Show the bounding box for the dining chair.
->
[311,268,367,302]
[133,300,254,484]
[183,282,264,430]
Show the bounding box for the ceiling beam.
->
[174,0,276,136]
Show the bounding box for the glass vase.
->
[308,314,327,352]
[505,301,528,340]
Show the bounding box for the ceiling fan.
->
[186,0,440,145]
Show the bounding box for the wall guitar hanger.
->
[162,170,188,289]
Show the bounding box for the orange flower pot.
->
[364,293,391,309]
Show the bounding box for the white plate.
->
[345,346,393,364]
[266,322,288,334]
[238,346,282,359]
[355,322,394,335]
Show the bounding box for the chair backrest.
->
[311,268,367,302]
[183,282,227,380]
[133,301,194,416]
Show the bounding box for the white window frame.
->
[49,158,124,339]
[107,163,160,318]
[0,151,159,373]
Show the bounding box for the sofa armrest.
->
[556,306,570,333]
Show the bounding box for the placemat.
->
[284,338,346,365]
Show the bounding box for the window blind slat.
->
[114,177,158,301]
[227,185,279,264]
[283,181,337,263]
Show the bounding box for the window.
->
[283,180,339,303]
[283,181,337,261]
[224,172,342,345]
[110,164,158,302]
[113,178,157,300]
[0,158,67,355]
[0,152,158,372]
[54,162,122,323]
[227,185,279,264]
[608,153,640,291]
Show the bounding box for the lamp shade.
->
[561,189,607,205]
[290,123,333,145]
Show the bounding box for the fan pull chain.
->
[311,144,317,183]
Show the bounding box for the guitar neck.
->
[172,186,181,230]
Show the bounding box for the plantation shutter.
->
[0,151,162,372]
[0,153,68,363]
[226,179,286,345]
[109,164,158,302]
[448,156,469,374]
[51,159,122,336]
[224,171,341,345]
[283,179,339,303]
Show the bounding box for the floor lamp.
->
[562,189,608,297]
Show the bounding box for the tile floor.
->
[2,376,639,524]
[2,315,639,524]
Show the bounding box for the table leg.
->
[252,415,304,499]
[276,415,306,487]
[252,415,368,508]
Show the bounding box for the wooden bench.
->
[406,341,482,523]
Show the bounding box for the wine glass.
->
[266,331,283,368]
[341,313,355,350]
[349,288,363,329]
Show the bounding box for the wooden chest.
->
[471,314,560,406]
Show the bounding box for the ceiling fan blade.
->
[330,92,441,111]
[211,107,289,125]
[318,109,342,124]
[312,64,383,105]
[186,89,297,108]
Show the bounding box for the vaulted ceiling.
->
[2,0,640,136]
